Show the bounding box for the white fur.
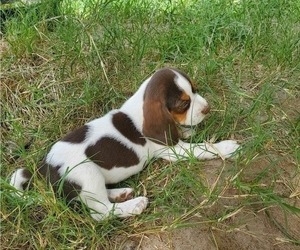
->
[10,68,240,221]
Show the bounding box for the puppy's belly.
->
[99,163,145,184]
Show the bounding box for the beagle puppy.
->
[10,68,240,221]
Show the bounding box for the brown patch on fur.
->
[61,125,89,143]
[143,101,179,145]
[22,169,32,179]
[171,111,188,123]
[85,137,140,169]
[170,91,191,123]
[38,162,81,200]
[112,112,146,146]
[181,92,190,101]
[143,68,182,145]
[112,191,134,202]
[22,169,33,190]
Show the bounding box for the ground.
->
[1,0,299,249]
[116,158,300,250]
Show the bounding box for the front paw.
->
[214,140,240,159]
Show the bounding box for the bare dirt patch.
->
[116,155,299,250]
[118,209,299,250]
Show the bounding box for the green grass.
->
[1,0,300,249]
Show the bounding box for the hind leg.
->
[76,166,148,220]
[81,188,148,221]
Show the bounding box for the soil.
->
[116,157,299,250]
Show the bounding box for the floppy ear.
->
[143,100,179,146]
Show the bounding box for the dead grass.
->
[1,0,299,249]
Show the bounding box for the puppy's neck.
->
[119,78,150,132]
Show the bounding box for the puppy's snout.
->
[201,105,210,115]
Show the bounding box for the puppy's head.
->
[142,68,210,145]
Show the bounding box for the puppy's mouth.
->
[179,109,210,128]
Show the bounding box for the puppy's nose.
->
[201,105,210,115]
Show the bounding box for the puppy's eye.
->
[180,100,190,109]
[176,100,190,112]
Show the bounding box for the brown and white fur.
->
[10,68,240,221]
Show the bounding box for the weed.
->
[1,0,299,249]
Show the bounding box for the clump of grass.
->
[1,0,299,249]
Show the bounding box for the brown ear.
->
[143,100,179,146]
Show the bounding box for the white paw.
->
[92,196,149,220]
[117,196,148,217]
[131,196,148,215]
[214,140,240,159]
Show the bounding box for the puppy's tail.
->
[10,168,32,192]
